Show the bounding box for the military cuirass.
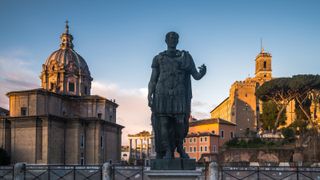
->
[155,55,187,97]
[152,53,189,114]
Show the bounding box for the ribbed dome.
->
[44,48,91,76]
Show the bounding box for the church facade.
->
[0,22,123,165]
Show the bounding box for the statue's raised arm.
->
[186,52,207,80]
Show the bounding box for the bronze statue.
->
[148,32,206,159]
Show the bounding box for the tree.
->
[0,148,10,165]
[281,127,295,143]
[256,77,295,130]
[256,74,320,131]
[260,100,286,131]
[289,75,319,122]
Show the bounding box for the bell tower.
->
[255,47,272,84]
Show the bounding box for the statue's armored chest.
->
[156,55,187,91]
[158,55,185,75]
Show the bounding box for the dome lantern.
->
[60,20,74,49]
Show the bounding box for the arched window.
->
[263,61,267,69]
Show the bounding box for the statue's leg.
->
[152,113,160,158]
[175,114,189,159]
[159,116,173,159]
[154,114,167,159]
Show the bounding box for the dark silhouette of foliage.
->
[256,74,320,131]
[260,100,286,131]
[281,127,295,142]
[256,78,292,101]
[0,148,10,165]
[289,119,308,135]
[225,138,278,148]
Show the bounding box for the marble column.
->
[146,138,150,158]
[140,138,143,159]
[129,138,132,161]
[135,139,138,159]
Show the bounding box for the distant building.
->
[0,107,9,117]
[128,131,151,162]
[0,22,123,165]
[210,49,272,136]
[183,118,236,161]
[121,146,130,162]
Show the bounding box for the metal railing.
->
[112,165,144,180]
[0,164,103,180]
[0,165,13,179]
[6,163,320,180]
[25,165,102,180]
[221,166,320,180]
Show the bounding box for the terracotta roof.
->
[189,118,236,127]
[186,132,218,138]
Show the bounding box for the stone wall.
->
[219,148,295,164]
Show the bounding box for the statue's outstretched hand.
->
[198,64,207,76]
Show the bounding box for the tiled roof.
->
[186,132,218,138]
[189,118,236,127]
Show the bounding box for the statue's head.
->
[165,31,179,49]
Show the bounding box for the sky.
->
[1,0,320,145]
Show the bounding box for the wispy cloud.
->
[0,53,39,108]
[92,81,152,145]
[191,100,211,120]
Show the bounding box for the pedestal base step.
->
[144,169,202,180]
[150,159,196,170]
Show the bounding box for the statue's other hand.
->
[148,94,153,108]
[198,64,207,76]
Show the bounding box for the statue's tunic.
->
[151,50,195,115]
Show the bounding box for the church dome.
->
[40,21,93,96]
[44,48,91,77]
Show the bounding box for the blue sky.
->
[1,0,320,144]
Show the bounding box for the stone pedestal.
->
[144,169,202,180]
[146,159,201,180]
[150,159,196,170]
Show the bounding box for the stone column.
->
[146,138,150,158]
[208,161,219,180]
[135,139,138,159]
[129,138,132,161]
[14,162,26,180]
[140,138,143,159]
[102,162,112,180]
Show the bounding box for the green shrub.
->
[281,127,295,143]
[225,137,281,148]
